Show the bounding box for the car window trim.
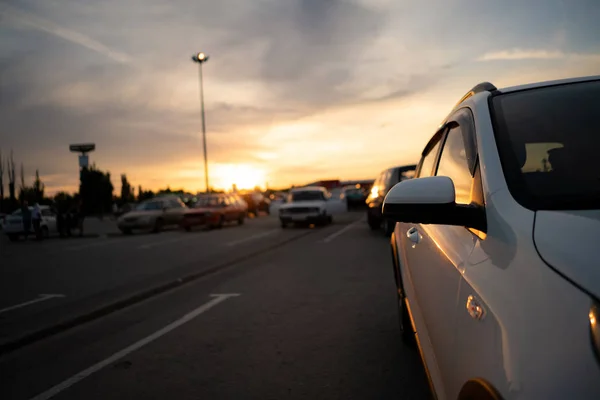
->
[417,127,446,178]
[434,112,487,238]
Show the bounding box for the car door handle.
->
[406,227,420,247]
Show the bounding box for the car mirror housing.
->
[382,176,486,232]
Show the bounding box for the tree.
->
[120,174,133,204]
[79,165,114,215]
[19,163,25,191]
[7,150,16,209]
[54,191,74,213]
[33,169,44,203]
[137,185,154,202]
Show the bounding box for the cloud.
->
[1,4,132,64]
[477,48,600,62]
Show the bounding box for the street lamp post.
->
[191,52,210,193]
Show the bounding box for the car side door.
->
[399,109,481,398]
[41,208,57,233]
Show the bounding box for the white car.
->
[279,186,333,228]
[3,205,58,241]
[384,76,600,399]
[117,196,187,234]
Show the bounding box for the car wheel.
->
[153,218,164,233]
[398,294,416,347]
[184,226,191,232]
[217,216,224,229]
[367,213,379,230]
[327,215,333,224]
[238,214,245,225]
[280,219,287,228]
[42,226,50,239]
[120,228,132,235]
[7,234,19,242]
[383,218,395,236]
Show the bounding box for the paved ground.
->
[0,211,431,400]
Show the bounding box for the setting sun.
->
[212,163,267,191]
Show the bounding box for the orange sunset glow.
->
[1,1,599,195]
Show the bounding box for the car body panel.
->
[279,200,326,211]
[279,188,333,224]
[4,206,57,236]
[180,207,220,229]
[533,209,600,300]
[392,79,600,400]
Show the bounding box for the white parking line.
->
[29,293,241,400]
[0,294,66,315]
[321,218,364,243]
[226,229,278,247]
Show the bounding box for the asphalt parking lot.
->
[0,211,431,400]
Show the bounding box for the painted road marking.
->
[226,229,278,247]
[321,218,364,243]
[29,293,241,400]
[0,294,66,315]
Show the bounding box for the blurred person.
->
[75,199,85,237]
[21,200,31,240]
[32,202,42,240]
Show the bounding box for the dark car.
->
[342,186,368,210]
[181,193,247,231]
[241,192,270,215]
[366,164,416,235]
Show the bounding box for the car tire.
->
[217,216,224,229]
[367,213,379,230]
[383,218,395,236]
[42,226,49,239]
[120,228,132,235]
[238,214,245,225]
[398,295,417,347]
[327,215,333,224]
[184,226,191,232]
[153,218,164,233]
[280,219,287,228]
[7,234,19,242]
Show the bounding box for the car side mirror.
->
[382,176,486,232]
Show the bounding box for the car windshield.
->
[136,201,162,211]
[195,196,220,207]
[291,191,325,202]
[491,80,600,210]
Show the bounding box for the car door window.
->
[417,137,442,178]
[435,125,473,205]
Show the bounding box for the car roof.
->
[291,186,326,192]
[499,75,600,94]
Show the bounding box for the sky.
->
[0,0,599,195]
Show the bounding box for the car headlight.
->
[590,302,600,364]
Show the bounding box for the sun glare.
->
[212,163,267,191]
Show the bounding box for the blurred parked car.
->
[181,193,247,231]
[117,196,187,234]
[3,205,57,241]
[384,76,600,400]
[279,187,333,228]
[114,202,136,218]
[342,185,367,209]
[241,192,270,215]
[366,164,416,235]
